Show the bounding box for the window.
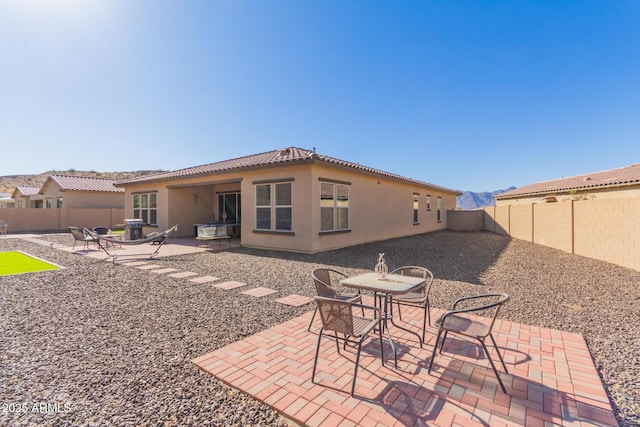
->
[255,182,292,231]
[426,195,431,211]
[133,192,157,225]
[437,196,442,222]
[413,193,419,224]
[56,198,63,208]
[17,201,23,208]
[321,182,349,231]
[45,198,51,209]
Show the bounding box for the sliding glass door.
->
[218,193,241,224]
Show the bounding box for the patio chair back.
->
[315,296,357,336]
[309,268,362,332]
[69,226,88,241]
[391,266,433,297]
[69,226,98,251]
[312,268,346,298]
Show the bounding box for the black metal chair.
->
[68,226,98,251]
[428,293,510,393]
[389,266,434,343]
[311,296,384,396]
[92,226,109,235]
[308,268,362,331]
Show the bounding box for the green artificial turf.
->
[0,251,61,276]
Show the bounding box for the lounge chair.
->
[85,225,178,258]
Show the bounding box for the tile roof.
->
[496,163,640,199]
[14,186,41,197]
[41,175,125,194]
[116,147,460,194]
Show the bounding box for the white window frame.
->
[255,182,293,232]
[56,197,63,209]
[133,192,157,226]
[426,195,431,211]
[413,193,419,224]
[320,181,350,232]
[437,196,442,222]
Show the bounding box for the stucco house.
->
[495,163,640,206]
[38,175,124,209]
[11,186,42,208]
[115,147,461,253]
[0,192,15,208]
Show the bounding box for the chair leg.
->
[421,304,428,344]
[489,333,509,373]
[351,338,364,396]
[311,329,324,384]
[378,319,385,366]
[334,332,341,354]
[426,300,431,326]
[428,328,443,373]
[480,339,508,393]
[396,302,403,321]
[439,331,448,353]
[307,306,318,331]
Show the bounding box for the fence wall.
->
[457,198,640,271]
[0,208,125,233]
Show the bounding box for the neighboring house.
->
[0,192,15,208]
[494,163,640,206]
[116,147,461,253]
[39,175,125,209]
[11,186,43,208]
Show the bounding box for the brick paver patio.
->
[193,297,617,426]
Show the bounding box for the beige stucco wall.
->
[119,161,458,253]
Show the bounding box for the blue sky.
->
[1,1,638,192]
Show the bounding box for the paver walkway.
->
[193,298,617,427]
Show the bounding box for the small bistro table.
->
[341,272,425,368]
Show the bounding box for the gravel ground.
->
[1,230,638,426]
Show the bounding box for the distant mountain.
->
[456,187,516,209]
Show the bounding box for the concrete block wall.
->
[533,202,573,253]
[0,208,125,233]
[447,209,484,231]
[509,205,533,242]
[574,198,640,271]
[481,198,640,272]
[494,206,510,235]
